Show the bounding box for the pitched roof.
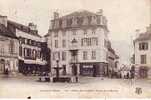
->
[134,32,151,42]
[7,20,41,37]
[60,10,97,19]
[0,24,17,39]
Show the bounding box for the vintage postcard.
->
[0,0,151,99]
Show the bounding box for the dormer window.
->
[96,16,101,24]
[88,16,92,24]
[77,17,83,25]
[67,18,72,26]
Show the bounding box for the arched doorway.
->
[0,59,5,74]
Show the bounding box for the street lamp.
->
[70,38,79,82]
[56,59,60,78]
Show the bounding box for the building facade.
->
[45,9,117,77]
[0,15,19,75]
[7,21,48,75]
[107,41,119,77]
[134,24,151,78]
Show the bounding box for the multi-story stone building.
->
[7,21,49,75]
[45,9,118,77]
[134,24,151,78]
[0,15,19,75]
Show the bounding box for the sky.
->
[0,0,150,42]
[0,0,150,64]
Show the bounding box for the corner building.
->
[7,21,48,75]
[46,9,116,77]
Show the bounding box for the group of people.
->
[108,66,135,79]
[4,68,9,75]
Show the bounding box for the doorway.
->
[62,65,66,75]
[0,59,5,74]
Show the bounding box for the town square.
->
[0,0,150,98]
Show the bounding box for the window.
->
[19,46,22,56]
[88,16,92,24]
[96,16,101,24]
[92,51,96,59]
[139,42,148,50]
[37,50,41,59]
[83,51,88,60]
[92,30,95,34]
[25,39,27,44]
[55,40,58,48]
[32,49,36,59]
[9,40,14,54]
[37,42,41,47]
[24,48,26,57]
[92,37,98,45]
[57,52,60,60]
[31,40,34,46]
[72,30,76,35]
[26,48,31,57]
[81,37,98,46]
[81,39,84,46]
[62,31,66,36]
[77,17,83,25]
[53,52,55,60]
[0,45,4,54]
[87,38,91,46]
[27,39,30,45]
[54,32,58,37]
[104,40,108,48]
[62,51,66,61]
[141,55,147,64]
[19,37,25,44]
[84,30,87,35]
[62,40,66,48]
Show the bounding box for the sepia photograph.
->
[0,0,151,99]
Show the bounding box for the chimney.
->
[0,15,7,27]
[53,12,59,19]
[96,9,103,16]
[28,22,37,31]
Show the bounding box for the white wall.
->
[47,26,108,74]
[134,40,151,67]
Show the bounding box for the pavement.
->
[0,74,151,98]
